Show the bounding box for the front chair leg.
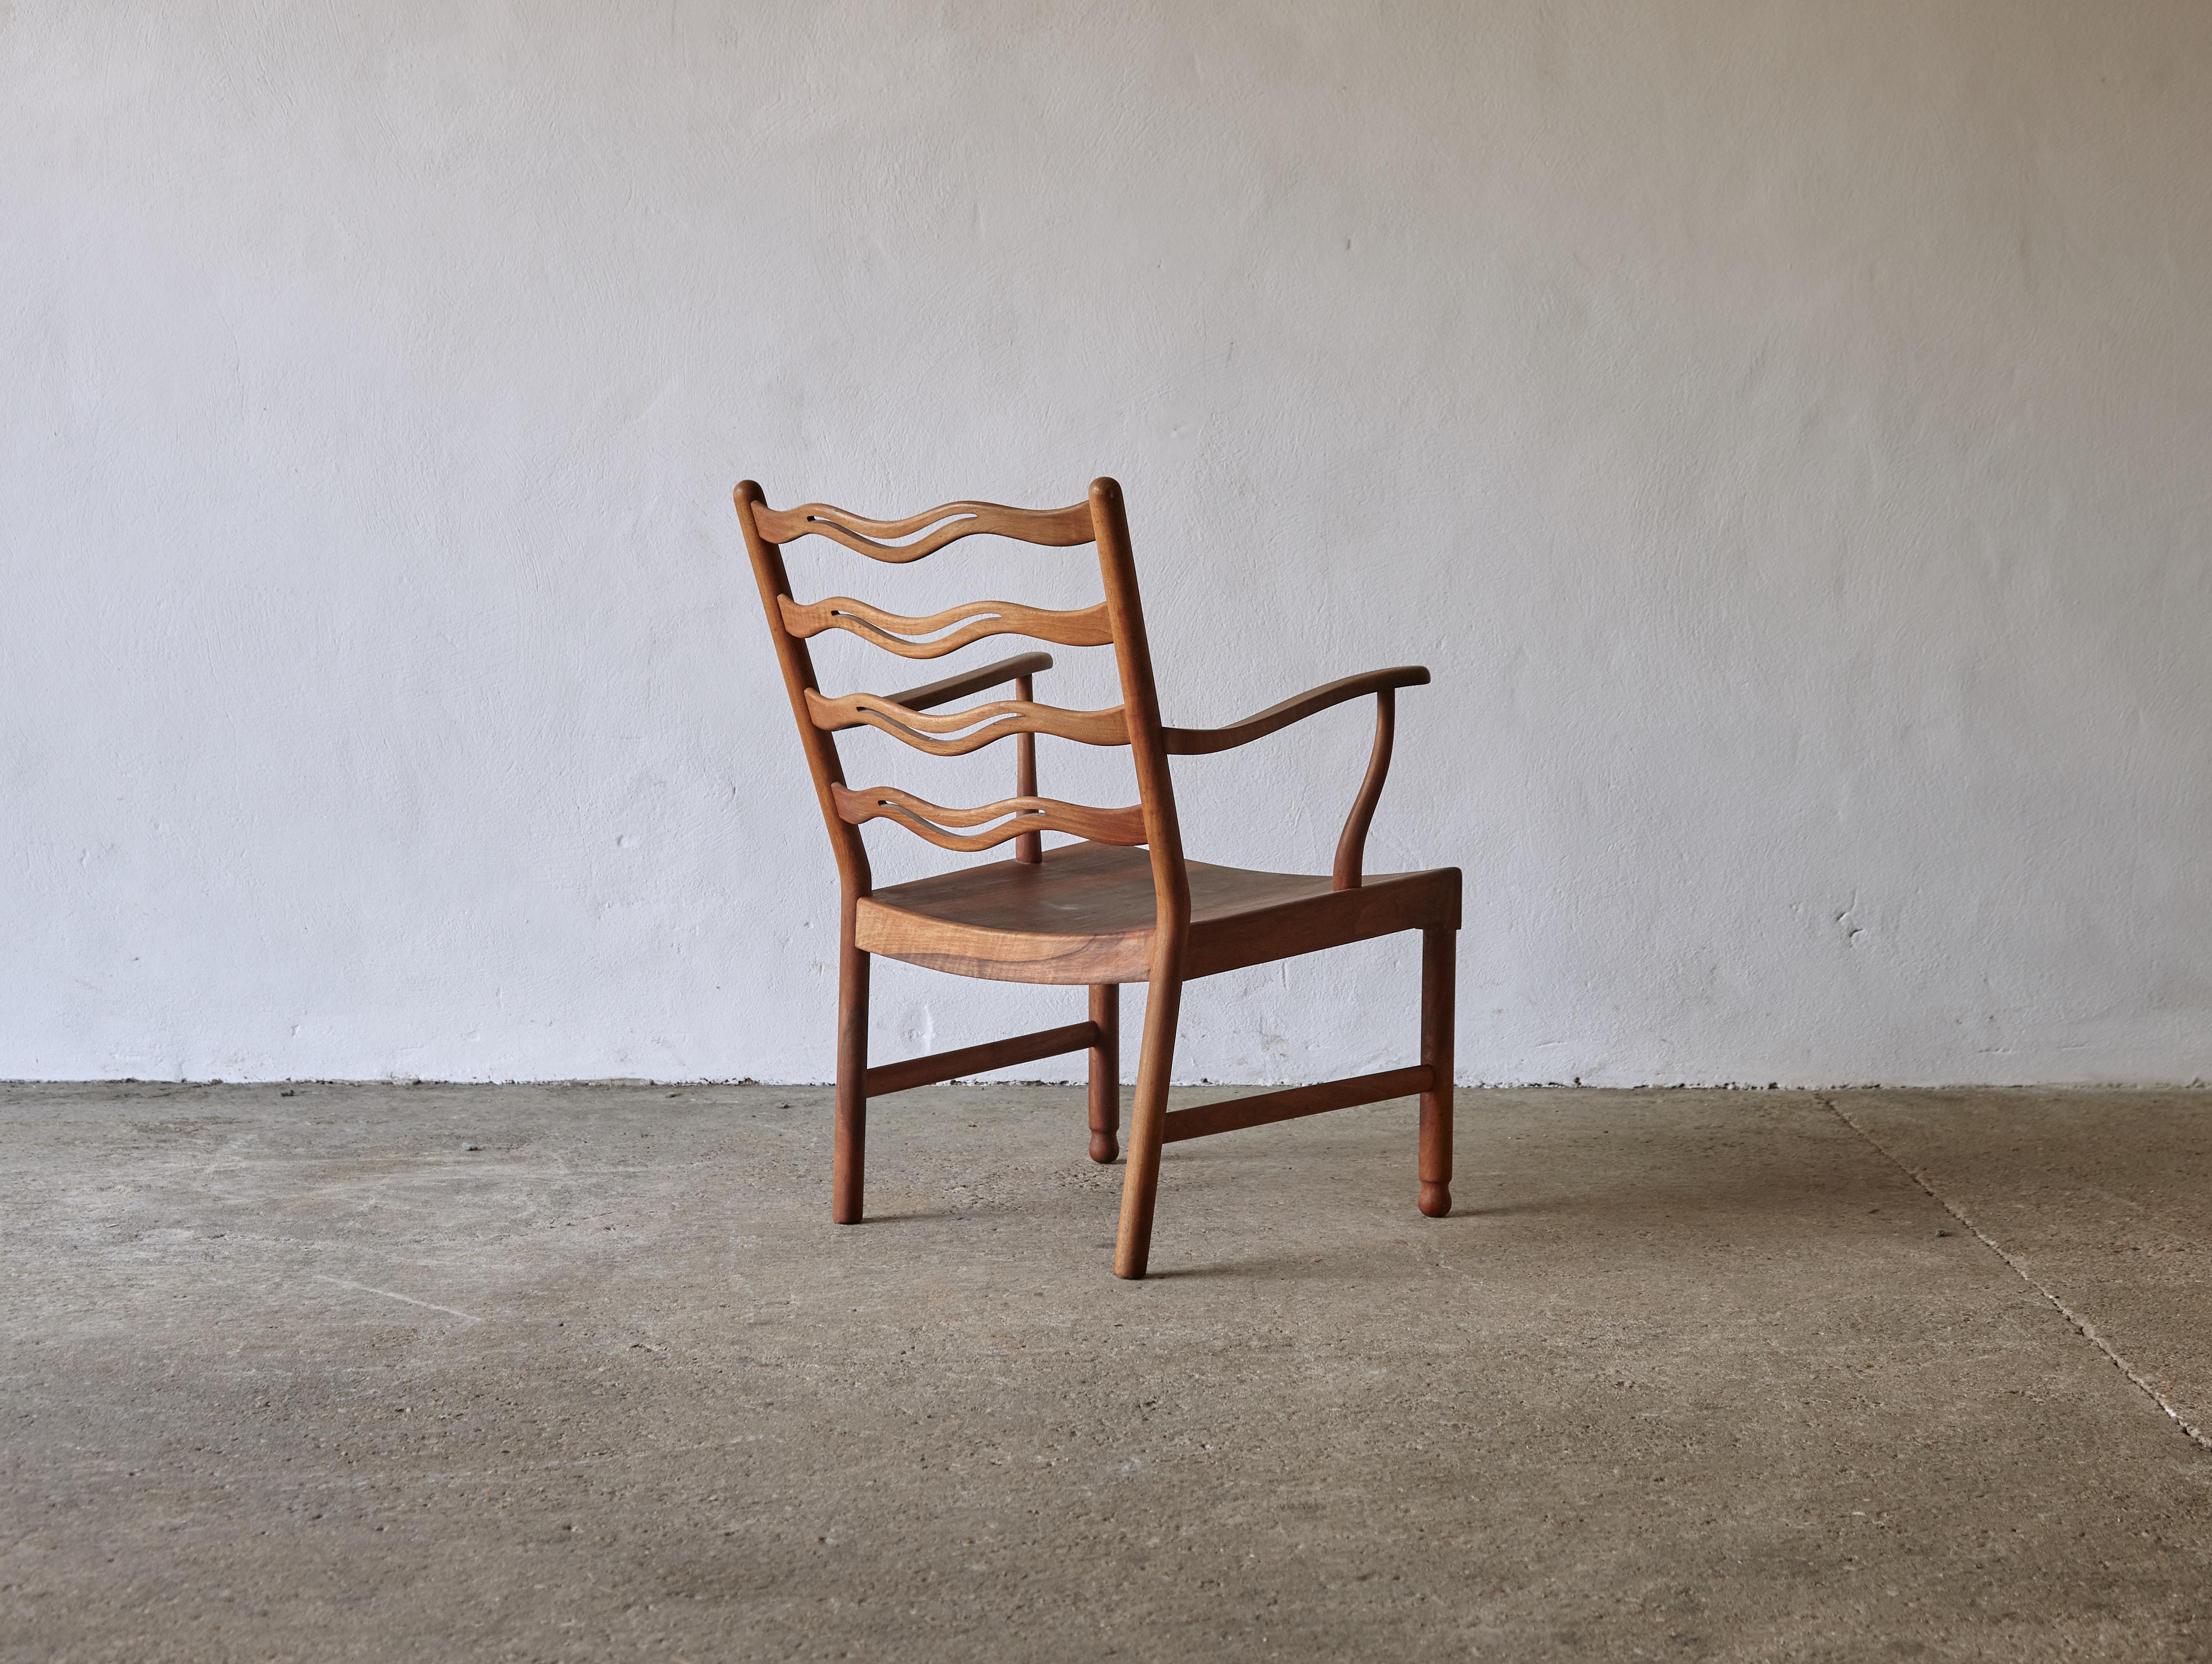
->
[1112,972,1183,1279]
[1088,983,1120,1163]
[1419,925,1455,1218]
[833,932,869,1225]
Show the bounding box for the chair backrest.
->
[736,477,1191,932]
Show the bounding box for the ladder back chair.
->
[736,476,1460,1279]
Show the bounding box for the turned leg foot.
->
[1418,925,1455,1220]
[1113,973,1181,1279]
[1087,983,1120,1164]
[833,930,868,1224]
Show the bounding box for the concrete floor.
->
[3,1083,2210,1662]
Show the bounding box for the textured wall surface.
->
[4,2,2209,1085]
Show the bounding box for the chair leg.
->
[1113,972,1182,1279]
[1087,983,1120,1164]
[833,931,868,1225]
[1419,925,1455,1218]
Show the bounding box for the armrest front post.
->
[1331,687,1396,890]
[1151,662,1423,887]
[1013,673,1042,864]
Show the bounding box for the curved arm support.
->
[1158,665,1428,756]
[888,651,1054,713]
[1332,687,1395,889]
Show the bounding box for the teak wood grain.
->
[804,687,1130,752]
[737,475,1460,1278]
[832,785,1145,855]
[863,1020,1100,1098]
[852,842,1456,984]
[753,498,1094,557]
[780,593,1115,657]
[1160,1065,1436,1144]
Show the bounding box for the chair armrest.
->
[1158,665,1429,755]
[888,651,1055,713]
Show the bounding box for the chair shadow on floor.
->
[833,1090,1909,1278]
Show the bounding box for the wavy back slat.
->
[779,595,1114,659]
[805,689,1128,755]
[831,784,1145,853]
[753,499,1095,561]
[739,478,1185,911]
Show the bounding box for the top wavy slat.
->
[749,499,1095,560]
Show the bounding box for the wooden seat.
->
[858,841,1458,986]
[737,476,1460,1278]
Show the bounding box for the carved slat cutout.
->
[752,499,1094,558]
[832,785,1145,852]
[779,594,1113,658]
[805,689,1128,755]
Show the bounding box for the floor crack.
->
[312,1273,481,1323]
[1818,1094,2211,1454]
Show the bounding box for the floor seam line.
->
[1817,1093,2212,1455]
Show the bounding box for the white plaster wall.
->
[4,1,2209,1085]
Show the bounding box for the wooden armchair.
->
[737,476,1460,1279]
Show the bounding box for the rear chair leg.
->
[833,930,869,1224]
[1419,926,1455,1218]
[1088,983,1121,1163]
[1113,972,1182,1279]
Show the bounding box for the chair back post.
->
[734,480,873,905]
[1088,478,1191,957]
